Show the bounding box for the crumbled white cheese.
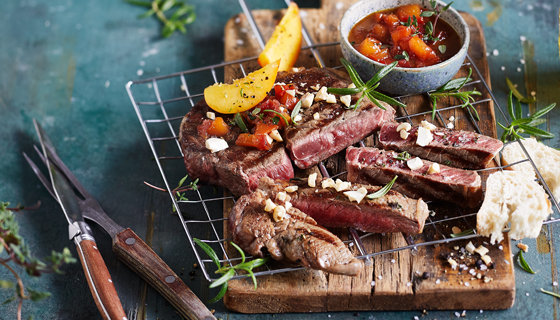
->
[447,122,455,129]
[273,205,286,222]
[407,157,423,171]
[396,122,412,132]
[314,86,329,101]
[301,93,314,108]
[294,114,302,122]
[313,112,320,120]
[347,83,356,89]
[284,201,292,211]
[300,82,307,87]
[322,178,336,189]
[285,186,298,193]
[421,120,437,131]
[325,94,337,104]
[416,127,434,146]
[465,241,476,254]
[400,130,410,139]
[276,192,287,201]
[448,258,458,269]
[308,173,317,187]
[427,163,440,174]
[340,95,351,107]
[269,129,283,142]
[334,179,351,192]
[264,198,276,212]
[474,245,489,256]
[449,116,455,121]
[481,255,492,265]
[205,138,229,153]
[206,112,216,120]
[344,187,368,204]
[265,134,273,145]
[285,89,296,97]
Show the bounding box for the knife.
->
[25,119,216,320]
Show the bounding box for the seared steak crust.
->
[279,68,395,169]
[179,101,294,196]
[228,188,363,276]
[378,122,503,169]
[346,147,483,208]
[258,177,429,234]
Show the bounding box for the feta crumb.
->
[334,179,351,192]
[322,178,335,189]
[396,122,412,132]
[325,94,336,103]
[265,134,273,145]
[285,186,298,193]
[340,95,351,107]
[300,82,307,87]
[313,112,320,120]
[308,173,317,187]
[416,127,433,146]
[301,92,314,108]
[448,116,455,122]
[400,130,410,139]
[348,83,356,89]
[285,201,292,211]
[294,114,302,122]
[206,112,216,120]
[269,129,283,142]
[205,138,228,153]
[273,205,286,222]
[344,189,367,204]
[474,245,489,256]
[310,85,320,90]
[427,163,440,174]
[481,255,492,265]
[285,89,296,97]
[264,198,276,212]
[517,243,529,252]
[276,192,287,201]
[466,241,476,254]
[447,122,455,129]
[421,120,437,131]
[314,87,328,101]
[406,157,424,171]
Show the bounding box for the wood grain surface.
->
[220,0,514,313]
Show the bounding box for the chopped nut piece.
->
[325,94,337,103]
[294,114,302,122]
[348,83,356,89]
[407,157,423,171]
[400,130,410,139]
[448,258,458,269]
[269,129,283,142]
[285,89,296,97]
[314,86,328,101]
[273,205,286,222]
[313,112,320,120]
[517,243,529,252]
[310,85,320,90]
[206,111,216,120]
[301,92,314,108]
[340,95,351,107]
[344,189,367,204]
[322,178,335,189]
[416,127,434,146]
[465,241,476,254]
[285,201,292,211]
[264,198,276,212]
[421,120,437,131]
[454,246,460,251]
[285,185,298,193]
[452,226,462,234]
[308,173,317,187]
[265,134,273,145]
[427,163,440,174]
[205,138,229,153]
[276,192,287,201]
[483,276,493,283]
[481,255,492,265]
[474,245,489,256]
[334,179,351,192]
[396,122,412,132]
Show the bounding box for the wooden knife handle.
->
[76,239,127,320]
[113,228,216,320]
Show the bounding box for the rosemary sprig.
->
[498,91,556,143]
[540,288,560,299]
[517,250,536,274]
[450,228,475,238]
[125,0,196,38]
[428,68,481,120]
[327,58,407,110]
[367,176,398,199]
[193,238,268,303]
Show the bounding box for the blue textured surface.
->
[1,0,560,319]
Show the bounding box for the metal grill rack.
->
[126,0,560,284]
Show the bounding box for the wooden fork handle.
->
[113,228,216,320]
[76,239,127,320]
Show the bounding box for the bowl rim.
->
[339,0,470,73]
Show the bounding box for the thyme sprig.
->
[193,238,268,303]
[1,202,76,320]
[498,91,556,143]
[367,176,398,199]
[125,0,196,38]
[421,0,454,43]
[428,68,481,120]
[517,250,536,274]
[327,58,407,110]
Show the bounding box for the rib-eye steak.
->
[279,68,396,169]
[258,177,429,234]
[378,122,503,169]
[228,188,363,276]
[179,101,294,196]
[346,147,483,208]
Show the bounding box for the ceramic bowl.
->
[340,0,470,95]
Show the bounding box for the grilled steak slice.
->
[179,101,294,196]
[378,122,503,169]
[279,68,395,169]
[346,147,483,208]
[229,189,363,276]
[258,177,429,234]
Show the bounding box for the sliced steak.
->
[258,177,429,234]
[280,68,395,169]
[179,101,294,196]
[346,147,483,208]
[229,189,363,276]
[378,122,503,169]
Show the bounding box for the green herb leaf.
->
[340,58,365,88]
[517,250,536,274]
[420,11,435,17]
[393,151,412,161]
[210,268,235,289]
[327,87,363,95]
[208,282,228,304]
[193,238,221,268]
[367,90,406,109]
[450,229,475,238]
[438,45,447,54]
[540,288,560,299]
[531,103,556,120]
[515,95,523,120]
[518,124,555,139]
[27,288,51,302]
[499,95,556,142]
[365,61,399,88]
[126,0,196,38]
[394,51,409,61]
[443,1,454,11]
[234,113,248,133]
[290,100,303,122]
[506,78,536,103]
[367,176,398,199]
[263,109,291,126]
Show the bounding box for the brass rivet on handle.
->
[125,238,136,245]
[165,276,175,283]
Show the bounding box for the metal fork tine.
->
[23,151,58,200]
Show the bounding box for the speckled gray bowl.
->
[340,0,469,95]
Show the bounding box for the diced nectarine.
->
[409,36,440,63]
[370,23,389,42]
[391,26,412,44]
[357,37,389,61]
[396,4,422,21]
[383,14,400,26]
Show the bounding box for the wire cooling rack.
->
[126,0,560,283]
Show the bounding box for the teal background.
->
[1,0,559,319]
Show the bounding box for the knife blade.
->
[34,120,128,320]
[28,120,216,320]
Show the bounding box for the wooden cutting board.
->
[221,0,515,313]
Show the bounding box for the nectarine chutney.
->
[348,4,461,68]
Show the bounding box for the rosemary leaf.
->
[367,176,398,199]
[518,250,536,274]
[208,282,228,304]
[506,77,536,104]
[210,268,235,288]
[327,87,363,95]
[263,109,291,126]
[193,238,220,268]
[234,113,248,133]
[340,58,365,87]
[450,229,475,238]
[507,90,516,121]
[365,61,399,87]
[540,288,560,299]
[290,100,303,122]
[518,124,555,139]
[531,103,556,120]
